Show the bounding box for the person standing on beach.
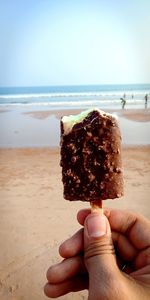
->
[120,97,126,109]
[144,94,148,109]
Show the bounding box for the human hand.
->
[44,209,150,299]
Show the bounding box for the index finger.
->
[77,208,150,251]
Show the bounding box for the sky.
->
[0,0,150,87]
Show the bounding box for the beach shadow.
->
[23,111,53,119]
[121,109,150,122]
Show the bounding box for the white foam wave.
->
[0,98,145,108]
[0,90,148,100]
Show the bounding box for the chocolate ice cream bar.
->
[60,108,123,202]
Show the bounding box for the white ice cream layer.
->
[62,108,108,135]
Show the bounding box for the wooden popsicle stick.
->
[90,199,103,214]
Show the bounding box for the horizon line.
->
[0,82,150,89]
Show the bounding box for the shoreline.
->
[23,108,150,122]
[1,106,150,120]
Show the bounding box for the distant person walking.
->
[120,97,126,109]
[123,93,126,99]
[144,94,148,109]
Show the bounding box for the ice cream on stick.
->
[60,108,124,211]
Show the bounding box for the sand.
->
[0,145,150,300]
[0,107,150,299]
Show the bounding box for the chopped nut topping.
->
[109,166,114,172]
[76,179,81,184]
[87,132,92,137]
[67,169,73,176]
[100,182,105,189]
[88,173,95,182]
[117,193,121,197]
[71,156,77,163]
[115,167,122,173]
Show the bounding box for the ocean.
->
[0,83,150,109]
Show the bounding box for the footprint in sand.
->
[132,182,142,187]
[8,284,19,293]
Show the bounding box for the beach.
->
[0,107,150,300]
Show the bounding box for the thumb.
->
[84,212,118,298]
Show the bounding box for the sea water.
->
[0,84,150,109]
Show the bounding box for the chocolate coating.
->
[60,110,124,201]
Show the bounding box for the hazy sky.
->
[0,0,150,87]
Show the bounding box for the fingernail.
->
[86,214,107,238]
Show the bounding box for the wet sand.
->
[24,108,150,122]
[0,108,150,147]
[121,109,150,122]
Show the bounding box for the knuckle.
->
[84,236,115,260]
